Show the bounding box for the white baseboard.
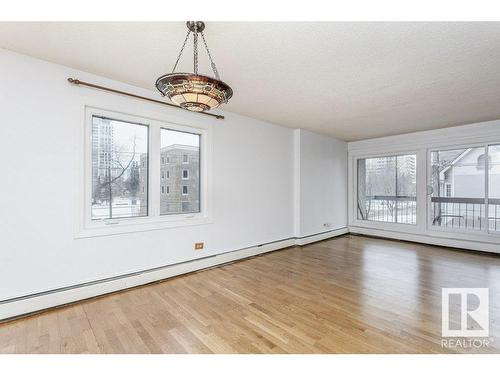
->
[349,226,500,254]
[0,238,295,321]
[5,225,496,322]
[0,229,348,322]
[295,227,349,246]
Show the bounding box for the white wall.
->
[0,49,350,310]
[0,49,300,301]
[294,129,348,237]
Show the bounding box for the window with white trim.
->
[445,183,452,197]
[357,154,417,224]
[430,145,500,233]
[431,147,485,231]
[91,115,149,220]
[160,128,200,215]
[82,107,208,237]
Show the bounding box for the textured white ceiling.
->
[1,22,500,141]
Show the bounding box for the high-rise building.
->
[91,117,114,203]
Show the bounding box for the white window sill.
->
[75,214,212,239]
[349,218,420,233]
[425,227,500,243]
[349,221,500,245]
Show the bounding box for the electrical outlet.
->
[195,242,204,250]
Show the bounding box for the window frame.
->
[445,183,452,197]
[425,142,500,238]
[160,127,201,216]
[348,125,500,251]
[351,149,423,233]
[77,106,212,238]
[89,114,150,222]
[354,152,418,227]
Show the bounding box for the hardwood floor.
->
[1,234,500,354]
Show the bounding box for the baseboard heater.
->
[0,227,348,321]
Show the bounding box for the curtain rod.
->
[67,78,224,120]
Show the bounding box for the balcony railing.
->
[358,195,417,224]
[431,197,500,232]
[359,196,500,231]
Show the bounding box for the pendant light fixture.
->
[155,21,233,113]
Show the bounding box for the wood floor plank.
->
[1,234,500,353]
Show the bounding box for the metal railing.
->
[358,196,500,231]
[431,197,500,232]
[359,195,417,224]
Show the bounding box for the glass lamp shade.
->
[155,73,233,112]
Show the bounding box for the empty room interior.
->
[2,20,500,358]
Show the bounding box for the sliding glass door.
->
[429,144,500,234]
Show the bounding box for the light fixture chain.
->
[172,29,191,73]
[156,21,232,113]
[200,31,221,80]
[193,23,199,75]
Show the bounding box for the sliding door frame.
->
[348,121,500,252]
[350,148,422,233]
[425,142,500,240]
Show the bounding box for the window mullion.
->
[149,122,161,217]
[395,156,398,223]
[416,148,427,232]
[485,144,489,233]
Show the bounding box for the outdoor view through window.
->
[357,154,417,224]
[157,129,200,215]
[91,116,149,220]
[431,145,500,232]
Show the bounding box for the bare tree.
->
[98,136,137,218]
